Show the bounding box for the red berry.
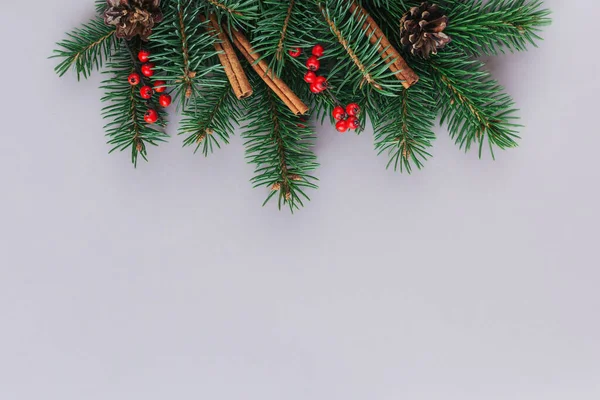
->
[347,116,360,130]
[139,85,153,99]
[309,82,322,94]
[312,44,325,58]
[304,71,317,83]
[158,94,172,108]
[314,76,328,91]
[153,80,167,93]
[141,63,155,77]
[306,56,320,71]
[335,120,349,133]
[288,47,302,58]
[144,109,158,124]
[138,49,151,63]
[346,103,360,116]
[332,105,346,121]
[128,73,141,86]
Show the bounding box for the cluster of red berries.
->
[289,44,328,94]
[127,49,171,124]
[332,103,361,133]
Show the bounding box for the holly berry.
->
[346,103,360,116]
[144,109,158,124]
[312,44,325,58]
[347,116,360,130]
[153,80,167,93]
[306,56,320,71]
[335,119,349,133]
[141,63,155,77]
[139,86,153,100]
[309,82,322,94]
[158,94,172,108]
[332,105,346,121]
[304,71,317,83]
[138,49,151,63]
[288,47,302,58]
[314,76,328,91]
[128,73,141,86]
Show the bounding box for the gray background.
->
[1,1,599,399]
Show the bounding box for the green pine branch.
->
[52,16,117,80]
[179,71,240,156]
[443,0,551,55]
[316,0,404,98]
[199,0,259,30]
[430,49,519,158]
[100,43,169,166]
[242,78,319,212]
[150,0,223,110]
[373,65,437,172]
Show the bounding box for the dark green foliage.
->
[373,64,437,172]
[430,49,519,157]
[199,0,259,30]
[101,43,169,166]
[149,0,223,110]
[444,0,552,55]
[317,0,405,98]
[243,78,319,211]
[251,1,326,78]
[179,72,241,155]
[52,16,117,80]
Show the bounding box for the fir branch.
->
[179,73,240,156]
[430,49,519,158]
[443,0,551,55]
[200,0,259,30]
[315,0,404,99]
[100,43,168,166]
[243,78,319,212]
[52,17,117,80]
[207,0,243,16]
[150,0,222,110]
[251,0,324,78]
[373,66,437,172]
[276,0,295,62]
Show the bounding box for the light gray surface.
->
[1,1,599,399]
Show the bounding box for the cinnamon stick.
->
[228,27,309,115]
[201,14,253,99]
[349,2,419,88]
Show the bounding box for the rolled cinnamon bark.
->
[201,14,253,99]
[229,27,309,115]
[349,2,419,88]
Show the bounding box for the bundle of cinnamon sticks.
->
[202,14,253,100]
[201,14,308,115]
[229,28,309,115]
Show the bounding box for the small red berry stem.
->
[123,40,160,110]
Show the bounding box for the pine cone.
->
[103,0,163,41]
[400,2,451,58]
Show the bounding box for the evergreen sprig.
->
[444,0,552,55]
[150,0,223,110]
[52,16,117,80]
[200,0,259,30]
[242,78,319,211]
[316,0,404,99]
[373,64,437,172]
[430,49,519,157]
[100,43,169,166]
[179,72,240,155]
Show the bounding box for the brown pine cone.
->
[103,0,163,41]
[400,2,451,58]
